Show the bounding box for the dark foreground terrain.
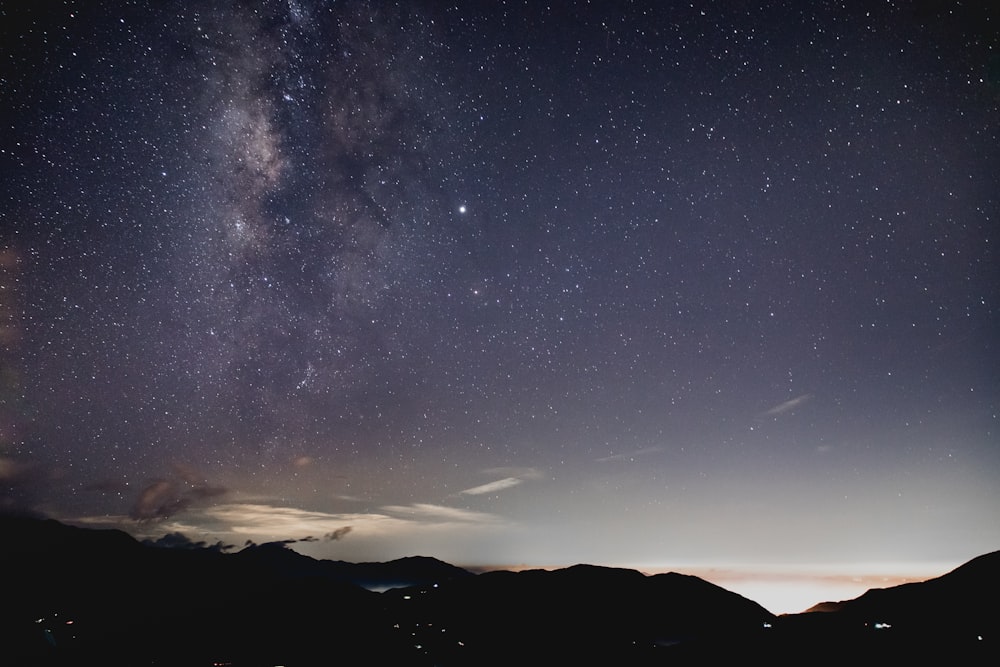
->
[1,515,995,665]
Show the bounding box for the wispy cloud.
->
[0,456,31,481]
[482,467,544,480]
[759,393,813,418]
[595,446,664,463]
[459,467,544,496]
[172,501,503,543]
[205,503,385,537]
[382,503,502,524]
[69,504,374,545]
[461,477,523,495]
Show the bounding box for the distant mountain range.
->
[1,514,995,665]
[233,540,475,590]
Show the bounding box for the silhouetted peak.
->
[937,549,1000,583]
[803,600,847,613]
[0,513,141,558]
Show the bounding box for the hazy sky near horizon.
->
[2,0,998,591]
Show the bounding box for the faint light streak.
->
[595,446,664,463]
[759,394,813,418]
[461,477,522,495]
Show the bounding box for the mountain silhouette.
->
[233,542,473,590]
[835,551,999,635]
[1,514,400,665]
[332,554,477,589]
[807,551,1000,618]
[382,563,775,663]
[1,514,996,665]
[803,599,847,613]
[769,552,999,664]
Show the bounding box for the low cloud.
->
[205,503,393,539]
[325,526,352,541]
[0,457,33,482]
[143,531,235,552]
[68,498,512,564]
[130,467,229,522]
[131,479,188,521]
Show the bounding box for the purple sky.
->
[2,1,998,614]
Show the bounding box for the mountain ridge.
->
[1,514,995,665]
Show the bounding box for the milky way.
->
[2,1,999,611]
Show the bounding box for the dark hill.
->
[805,551,1000,618]
[230,541,473,591]
[0,514,393,666]
[836,550,1000,635]
[382,563,775,663]
[803,599,846,613]
[769,552,1000,664]
[2,514,996,665]
[320,554,475,589]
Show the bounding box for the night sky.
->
[2,1,998,612]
